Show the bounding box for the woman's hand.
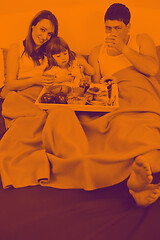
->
[42,70,75,90]
[42,74,56,89]
[54,69,75,83]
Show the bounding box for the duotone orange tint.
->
[0,0,160,52]
[0,0,160,202]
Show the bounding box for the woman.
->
[0,10,61,187]
[2,10,58,100]
[0,9,92,190]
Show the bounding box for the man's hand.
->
[105,34,127,53]
[100,75,117,85]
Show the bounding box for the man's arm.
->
[88,45,102,83]
[122,34,159,76]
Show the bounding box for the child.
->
[43,36,95,90]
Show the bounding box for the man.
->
[89,3,160,207]
[89,3,159,83]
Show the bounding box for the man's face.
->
[105,20,130,43]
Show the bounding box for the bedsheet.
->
[0,67,160,190]
[0,92,160,240]
[0,98,5,139]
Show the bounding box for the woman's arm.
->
[43,68,74,88]
[6,43,44,91]
[88,45,102,83]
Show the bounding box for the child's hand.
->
[77,56,95,76]
[77,56,87,68]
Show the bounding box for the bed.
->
[0,171,160,240]
[0,47,160,240]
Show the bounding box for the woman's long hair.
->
[23,10,58,65]
[44,36,76,71]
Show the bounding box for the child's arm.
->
[77,56,95,76]
[88,45,102,83]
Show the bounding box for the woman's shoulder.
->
[8,41,24,57]
[8,42,19,52]
[7,42,20,62]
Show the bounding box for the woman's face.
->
[53,50,70,68]
[32,19,55,47]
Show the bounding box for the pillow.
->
[0,48,5,89]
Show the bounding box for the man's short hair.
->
[104,3,131,25]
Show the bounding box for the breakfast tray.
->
[35,83,119,112]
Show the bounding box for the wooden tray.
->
[35,83,119,112]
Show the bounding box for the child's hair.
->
[45,36,76,71]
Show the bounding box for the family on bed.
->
[0,3,160,207]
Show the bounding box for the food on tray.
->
[94,91,108,99]
[67,97,87,105]
[87,86,99,94]
[41,92,55,103]
[84,92,94,101]
[106,84,112,98]
[87,100,107,106]
[50,85,71,95]
[69,87,85,97]
[39,81,118,107]
[79,78,90,92]
[54,92,68,104]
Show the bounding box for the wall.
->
[0,0,160,54]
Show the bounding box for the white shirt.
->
[98,34,139,77]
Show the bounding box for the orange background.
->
[0,0,160,54]
[1,0,160,15]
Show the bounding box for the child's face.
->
[52,50,69,68]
